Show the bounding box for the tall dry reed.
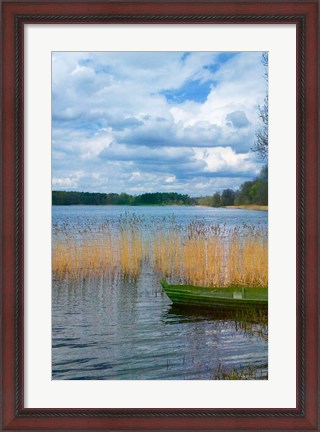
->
[152,223,267,287]
[52,216,268,287]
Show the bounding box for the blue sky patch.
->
[204,63,220,74]
[181,52,191,62]
[161,79,214,104]
[217,52,239,63]
[79,59,92,67]
[79,59,111,74]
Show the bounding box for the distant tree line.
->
[53,166,267,207]
[52,191,192,206]
[196,165,268,207]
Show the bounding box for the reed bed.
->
[53,225,118,280]
[152,223,267,287]
[52,215,268,287]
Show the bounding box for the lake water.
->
[52,205,268,380]
[52,205,268,229]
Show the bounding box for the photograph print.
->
[52,51,268,380]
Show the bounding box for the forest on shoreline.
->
[53,166,268,208]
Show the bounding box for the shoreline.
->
[52,203,268,211]
[226,205,268,211]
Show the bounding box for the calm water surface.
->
[52,206,268,380]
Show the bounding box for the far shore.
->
[52,203,268,211]
[226,205,268,211]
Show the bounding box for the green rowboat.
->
[161,280,268,310]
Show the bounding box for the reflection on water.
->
[53,205,268,231]
[52,268,268,380]
[52,206,268,380]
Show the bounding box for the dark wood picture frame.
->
[2,1,319,430]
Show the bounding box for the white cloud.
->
[194,147,259,176]
[52,177,76,187]
[52,51,266,195]
[165,176,176,183]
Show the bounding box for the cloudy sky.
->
[52,51,267,196]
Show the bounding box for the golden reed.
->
[53,218,267,287]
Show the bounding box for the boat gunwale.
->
[161,280,268,307]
